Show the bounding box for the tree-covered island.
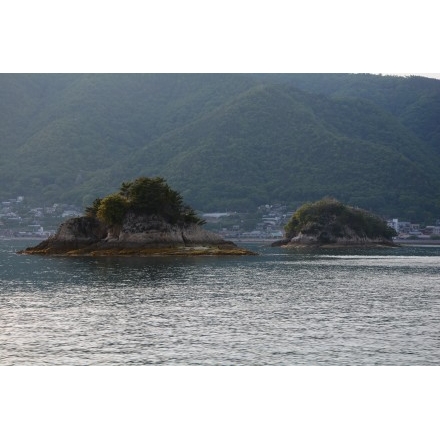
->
[272,198,398,248]
[19,177,255,256]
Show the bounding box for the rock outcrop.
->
[19,213,255,256]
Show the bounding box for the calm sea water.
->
[1,239,439,365]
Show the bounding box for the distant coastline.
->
[225,238,440,246]
[1,236,47,241]
[4,236,440,247]
[393,239,440,246]
[6,237,440,246]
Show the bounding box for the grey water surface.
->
[1,239,439,365]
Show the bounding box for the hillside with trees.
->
[1,73,439,221]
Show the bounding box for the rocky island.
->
[272,198,398,248]
[19,177,255,257]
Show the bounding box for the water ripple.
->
[1,240,439,365]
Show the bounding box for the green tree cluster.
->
[284,198,397,241]
[86,177,204,226]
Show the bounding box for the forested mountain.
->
[1,73,439,221]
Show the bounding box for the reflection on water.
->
[1,240,439,365]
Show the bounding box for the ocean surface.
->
[1,239,439,365]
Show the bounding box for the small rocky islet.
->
[272,197,398,248]
[19,177,256,257]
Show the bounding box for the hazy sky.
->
[2,1,438,74]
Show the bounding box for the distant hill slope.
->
[0,74,257,202]
[254,73,440,150]
[124,83,440,218]
[1,73,439,221]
